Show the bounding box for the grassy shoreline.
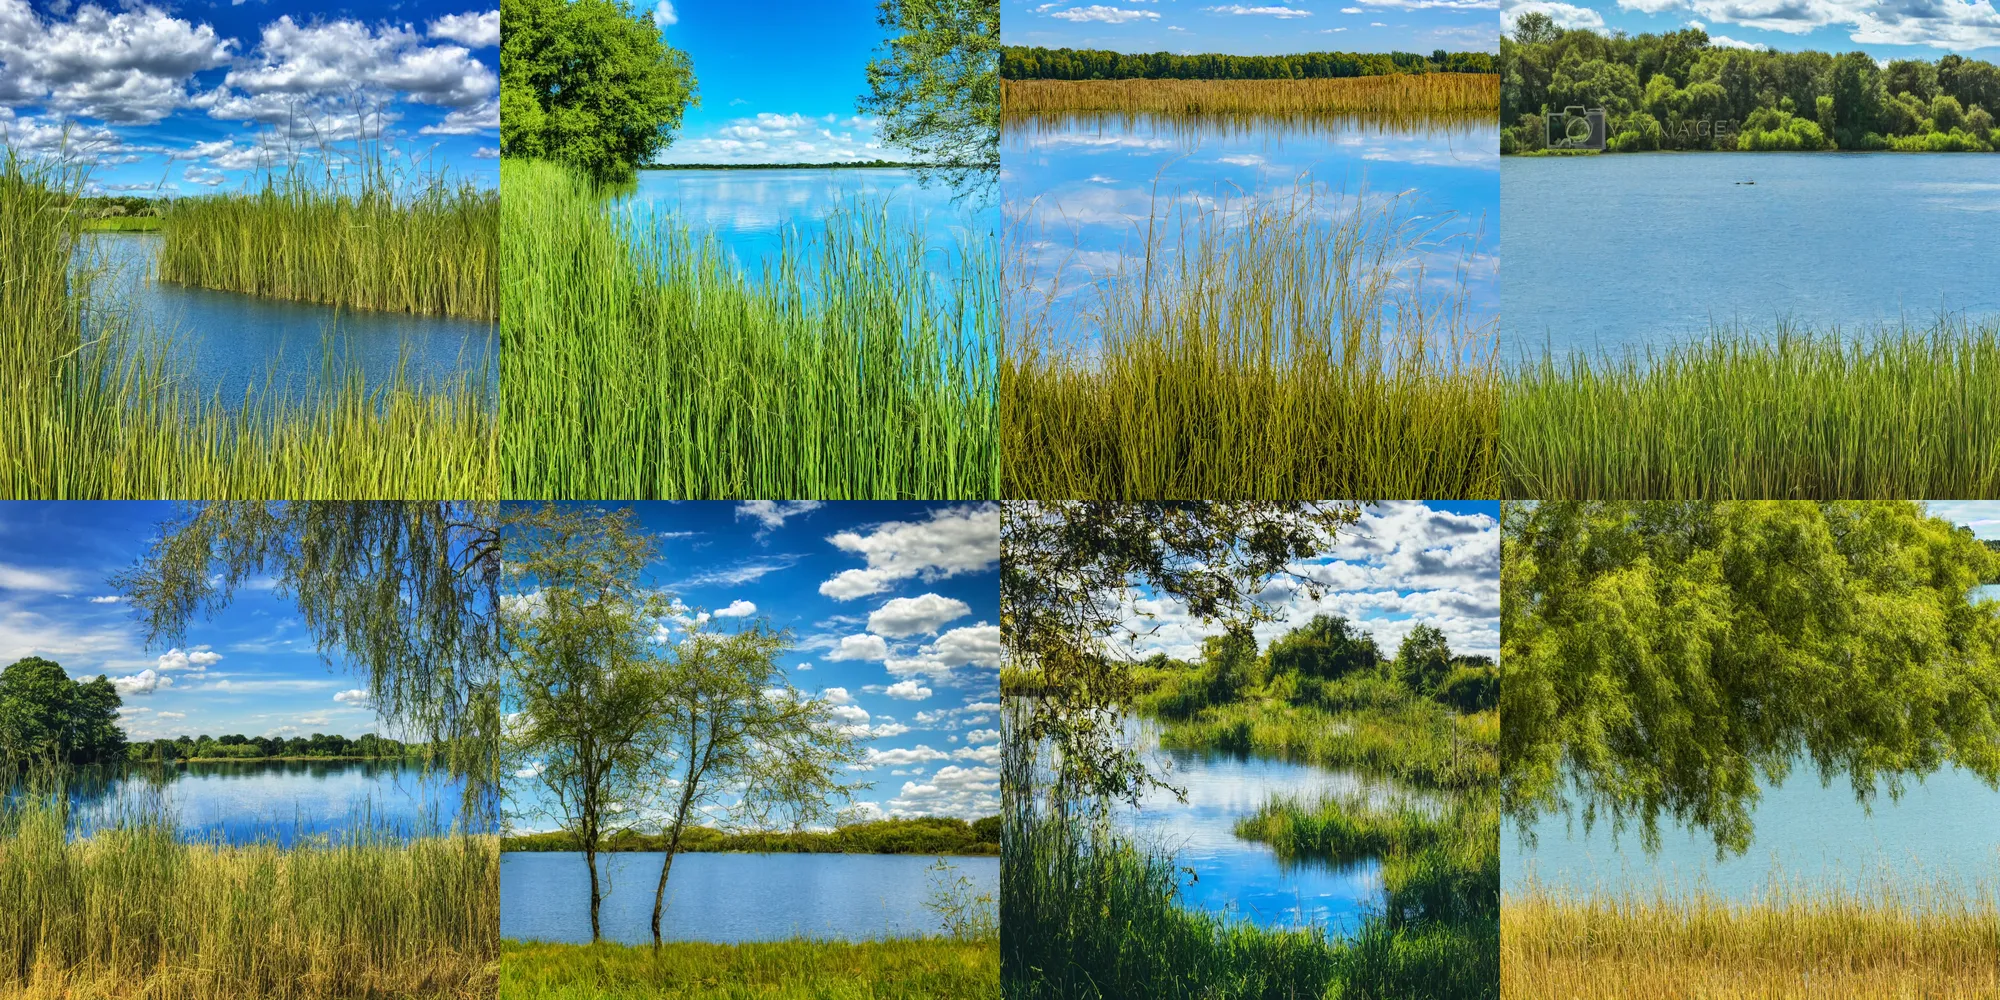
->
[1003,75,1499,115]
[502,817,998,855]
[501,938,997,999]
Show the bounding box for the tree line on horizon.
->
[128,732,432,762]
[1502,14,2000,152]
[1003,45,1498,81]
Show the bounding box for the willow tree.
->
[859,0,998,196]
[113,502,502,824]
[1502,500,2000,855]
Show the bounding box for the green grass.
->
[1004,180,1498,500]
[157,172,498,321]
[80,215,161,232]
[501,938,998,999]
[0,149,495,499]
[1502,320,2000,499]
[0,791,497,1000]
[503,816,998,855]
[501,157,997,499]
[1159,700,1498,791]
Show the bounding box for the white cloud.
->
[333,689,371,705]
[867,593,971,638]
[886,764,999,818]
[1502,0,1606,30]
[222,15,496,111]
[670,112,884,165]
[156,711,186,721]
[1203,4,1312,15]
[652,0,677,27]
[0,1,234,123]
[0,564,82,593]
[885,623,1002,681]
[87,595,120,604]
[884,679,933,701]
[827,634,890,662]
[820,505,998,600]
[965,728,999,743]
[952,744,1000,764]
[829,704,873,727]
[736,501,823,535]
[823,686,857,705]
[1050,5,1161,21]
[417,97,498,135]
[156,647,221,672]
[427,10,499,47]
[712,599,757,618]
[113,669,171,696]
[865,745,950,767]
[1708,33,1769,48]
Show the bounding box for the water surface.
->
[500,851,997,944]
[1501,154,2000,358]
[50,759,471,845]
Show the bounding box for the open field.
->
[0,795,497,1000]
[1504,881,2000,999]
[1004,183,1497,500]
[501,938,997,1000]
[501,158,997,499]
[1502,320,2000,498]
[1002,75,1500,115]
[1,151,495,499]
[156,175,498,321]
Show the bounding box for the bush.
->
[1433,665,1499,713]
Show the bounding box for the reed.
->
[0,793,498,1000]
[1002,75,1500,115]
[1005,181,1498,500]
[501,158,998,499]
[1504,878,2000,999]
[1159,701,1498,791]
[157,173,498,321]
[0,149,496,499]
[1502,320,2000,499]
[500,939,997,999]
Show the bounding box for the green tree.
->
[500,0,699,181]
[0,657,127,766]
[1266,614,1380,681]
[1393,623,1454,695]
[860,0,998,196]
[1502,501,2000,856]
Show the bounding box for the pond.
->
[81,234,495,410]
[1500,153,2000,359]
[1004,113,1499,346]
[499,851,998,945]
[1117,720,1416,935]
[616,167,998,279]
[43,759,472,846]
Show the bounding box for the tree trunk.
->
[648,843,679,951]
[586,844,602,943]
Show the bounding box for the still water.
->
[81,234,494,409]
[52,759,471,845]
[1004,114,1499,342]
[500,851,997,944]
[1501,154,2000,357]
[617,167,997,277]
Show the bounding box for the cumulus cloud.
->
[886,764,999,817]
[819,505,998,600]
[736,501,822,535]
[867,593,970,638]
[418,97,498,135]
[712,600,757,618]
[884,624,1002,681]
[827,634,890,662]
[1502,0,1606,30]
[884,679,933,701]
[157,647,222,672]
[218,15,496,117]
[652,0,677,27]
[87,595,120,604]
[333,689,371,704]
[113,669,171,695]
[427,10,499,47]
[866,745,950,767]
[1708,33,1769,48]
[1050,5,1161,21]
[1203,4,1312,15]
[670,112,884,166]
[0,1,234,123]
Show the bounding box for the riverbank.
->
[1002,75,1498,115]
[501,937,998,999]
[502,817,997,855]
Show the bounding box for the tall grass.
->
[1159,701,1498,791]
[157,172,498,321]
[502,158,997,499]
[1503,320,2000,499]
[1003,75,1500,115]
[1505,878,2000,999]
[501,938,997,1000]
[0,792,498,1000]
[0,149,495,499]
[1005,182,1498,499]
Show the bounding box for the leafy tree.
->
[1266,614,1380,681]
[0,657,126,765]
[1001,501,1357,801]
[1502,501,2000,856]
[1393,624,1454,695]
[860,0,998,197]
[500,0,699,181]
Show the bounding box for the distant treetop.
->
[1001,45,1498,81]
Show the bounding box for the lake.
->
[81,234,495,410]
[500,851,998,944]
[49,759,473,845]
[1501,153,2000,358]
[1004,113,1499,345]
[617,167,997,279]
[1116,720,1411,935]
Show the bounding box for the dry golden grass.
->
[1002,75,1499,115]
[1504,880,2000,1000]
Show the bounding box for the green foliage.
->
[502,938,997,999]
[1002,45,1497,80]
[125,731,429,761]
[1162,701,1498,791]
[0,658,126,766]
[499,0,698,181]
[502,816,1000,854]
[859,0,999,194]
[1393,623,1455,696]
[1434,662,1500,713]
[1502,501,2000,856]
[1266,614,1381,682]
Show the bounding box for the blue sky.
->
[0,0,499,195]
[651,0,899,164]
[1004,0,1499,57]
[1501,0,2000,60]
[504,501,1000,828]
[1931,502,2000,539]
[0,502,403,743]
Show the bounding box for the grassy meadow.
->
[501,158,997,499]
[0,794,497,1000]
[1004,182,1498,499]
[156,174,498,321]
[501,939,997,1000]
[1,150,495,499]
[1505,881,2000,999]
[1502,320,2000,498]
[1003,75,1501,115]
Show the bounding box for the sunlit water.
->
[1003,114,1499,344]
[1501,154,2000,359]
[80,234,494,410]
[499,851,997,944]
